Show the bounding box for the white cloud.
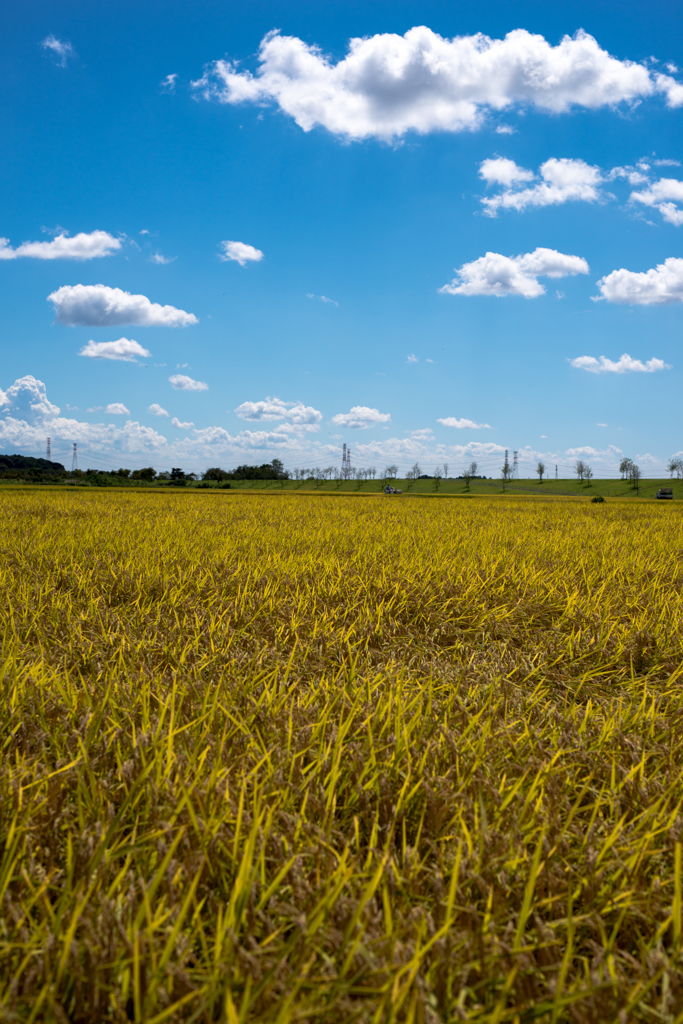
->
[149,252,176,264]
[437,417,493,429]
[78,338,151,362]
[306,293,338,305]
[479,157,534,187]
[597,423,608,427]
[192,27,683,140]
[569,353,671,373]
[481,157,602,215]
[169,374,208,391]
[630,177,683,225]
[160,73,178,93]
[0,375,60,421]
[495,125,516,134]
[0,230,121,260]
[41,35,75,67]
[105,403,130,415]
[0,377,167,456]
[234,397,322,431]
[609,164,649,185]
[148,403,169,416]
[331,406,391,429]
[172,417,195,429]
[218,240,264,265]
[407,354,418,363]
[48,284,198,327]
[440,247,589,298]
[596,257,683,304]
[408,428,434,439]
[3,375,675,475]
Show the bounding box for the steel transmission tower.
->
[46,437,51,461]
[341,443,352,478]
[71,443,78,473]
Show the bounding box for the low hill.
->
[0,453,65,474]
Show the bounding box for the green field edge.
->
[2,476,681,500]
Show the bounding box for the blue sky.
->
[2,0,682,476]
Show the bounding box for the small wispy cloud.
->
[169,374,208,391]
[41,35,75,67]
[172,416,194,429]
[160,73,178,93]
[569,353,671,373]
[218,240,263,266]
[148,403,168,417]
[407,354,418,363]
[149,252,176,265]
[105,403,130,415]
[437,417,493,429]
[306,293,338,306]
[78,338,151,362]
[331,406,391,429]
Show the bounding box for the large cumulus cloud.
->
[192,27,683,141]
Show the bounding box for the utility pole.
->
[555,464,558,480]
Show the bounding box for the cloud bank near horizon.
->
[0,376,671,476]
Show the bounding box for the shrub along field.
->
[2,490,683,1022]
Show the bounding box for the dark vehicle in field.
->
[384,485,403,494]
[656,488,674,499]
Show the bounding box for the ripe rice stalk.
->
[1,490,683,1020]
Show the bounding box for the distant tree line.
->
[2,451,682,490]
[0,454,66,481]
[203,460,289,481]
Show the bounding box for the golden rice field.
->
[3,489,683,1023]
